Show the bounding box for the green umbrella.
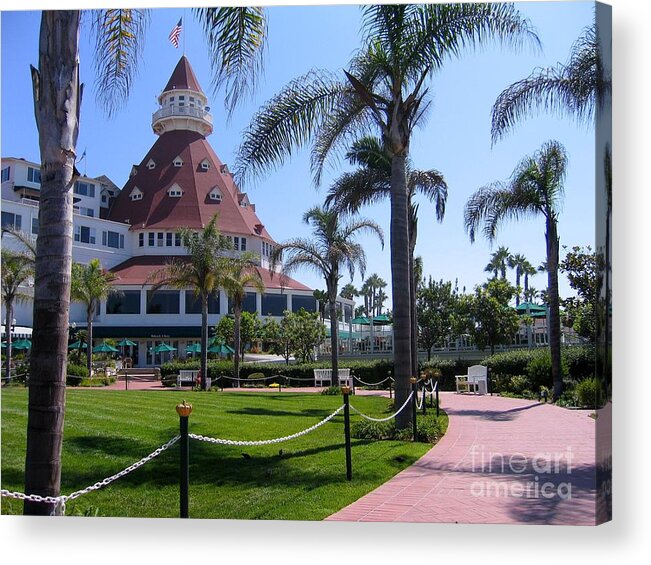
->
[117,339,137,347]
[207,343,235,356]
[93,342,119,353]
[12,339,32,350]
[1,342,6,348]
[186,343,202,354]
[68,340,87,350]
[152,342,176,353]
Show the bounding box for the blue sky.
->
[1,2,597,302]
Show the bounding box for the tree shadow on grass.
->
[224,406,338,418]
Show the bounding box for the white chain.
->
[349,391,414,422]
[1,435,180,513]
[189,405,345,446]
[416,391,424,409]
[354,376,393,386]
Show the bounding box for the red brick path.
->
[326,392,598,525]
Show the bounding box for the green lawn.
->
[1,389,446,519]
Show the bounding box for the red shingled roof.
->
[109,255,312,291]
[163,56,203,93]
[107,129,274,241]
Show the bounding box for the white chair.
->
[313,369,332,387]
[456,365,488,395]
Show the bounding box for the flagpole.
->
[183,10,186,54]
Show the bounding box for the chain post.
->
[351,371,356,395]
[410,377,418,441]
[436,382,440,418]
[420,372,427,416]
[176,400,193,518]
[342,386,353,481]
[388,370,393,399]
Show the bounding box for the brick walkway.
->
[326,392,598,525]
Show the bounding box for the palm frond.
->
[91,9,149,118]
[0,228,36,261]
[325,169,389,214]
[409,168,448,222]
[234,70,347,187]
[194,7,267,115]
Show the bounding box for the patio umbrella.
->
[117,339,137,347]
[186,343,202,354]
[93,342,119,353]
[152,342,176,353]
[207,343,235,356]
[12,339,32,350]
[68,340,88,349]
[1,342,6,348]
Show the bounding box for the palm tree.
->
[339,283,359,301]
[508,253,534,305]
[1,250,34,384]
[484,246,511,280]
[25,8,266,515]
[325,135,447,376]
[221,252,265,384]
[236,4,538,426]
[147,216,231,391]
[491,20,611,143]
[70,259,119,376]
[270,205,383,386]
[464,140,568,400]
[521,260,537,301]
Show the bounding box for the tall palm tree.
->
[1,250,34,384]
[484,246,511,280]
[236,4,537,426]
[25,8,266,515]
[464,140,568,400]
[325,135,447,375]
[508,252,534,305]
[270,205,383,386]
[491,20,611,143]
[147,216,231,392]
[521,259,537,301]
[339,283,359,301]
[70,259,119,376]
[221,252,265,384]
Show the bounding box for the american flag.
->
[168,18,182,48]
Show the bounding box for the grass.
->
[1,388,447,520]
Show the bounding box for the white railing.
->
[152,106,213,124]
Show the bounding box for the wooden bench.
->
[313,368,351,387]
[177,369,199,387]
[117,367,161,380]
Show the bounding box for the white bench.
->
[177,369,199,387]
[455,365,488,395]
[313,368,351,387]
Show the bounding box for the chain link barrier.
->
[189,405,345,447]
[1,435,180,513]
[353,375,394,387]
[349,391,414,423]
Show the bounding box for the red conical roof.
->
[108,130,273,241]
[163,56,204,93]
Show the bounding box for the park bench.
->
[455,365,488,395]
[313,368,352,388]
[118,367,162,380]
[177,369,199,387]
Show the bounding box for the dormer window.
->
[238,194,250,208]
[173,156,183,168]
[200,159,211,171]
[146,159,156,170]
[220,164,229,174]
[130,165,138,178]
[168,183,183,198]
[130,187,143,201]
[209,187,222,203]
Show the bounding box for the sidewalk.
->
[326,392,597,525]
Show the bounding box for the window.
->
[166,232,173,246]
[169,96,174,102]
[292,295,317,313]
[209,189,222,202]
[189,96,194,102]
[157,232,164,247]
[344,304,352,323]
[101,195,107,204]
[77,206,94,217]
[233,237,239,251]
[262,294,287,317]
[1,212,22,231]
[130,187,143,201]
[175,233,181,247]
[146,159,156,170]
[31,217,39,235]
[74,225,96,244]
[147,290,180,314]
[173,156,183,167]
[74,181,95,198]
[139,233,144,247]
[27,167,41,184]
[229,292,257,314]
[241,237,247,251]
[148,232,155,246]
[200,159,210,171]
[185,291,220,314]
[107,290,141,314]
[178,96,185,101]
[102,230,124,249]
[1,166,10,182]
[168,186,183,197]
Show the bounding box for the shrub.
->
[321,386,341,396]
[67,363,89,385]
[351,420,393,440]
[575,377,600,408]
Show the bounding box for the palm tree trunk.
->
[389,153,412,429]
[201,293,208,390]
[515,270,521,306]
[234,303,242,387]
[24,10,81,516]
[86,306,93,376]
[408,216,418,379]
[546,219,563,400]
[328,293,339,387]
[4,302,13,385]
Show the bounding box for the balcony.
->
[152,106,213,126]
